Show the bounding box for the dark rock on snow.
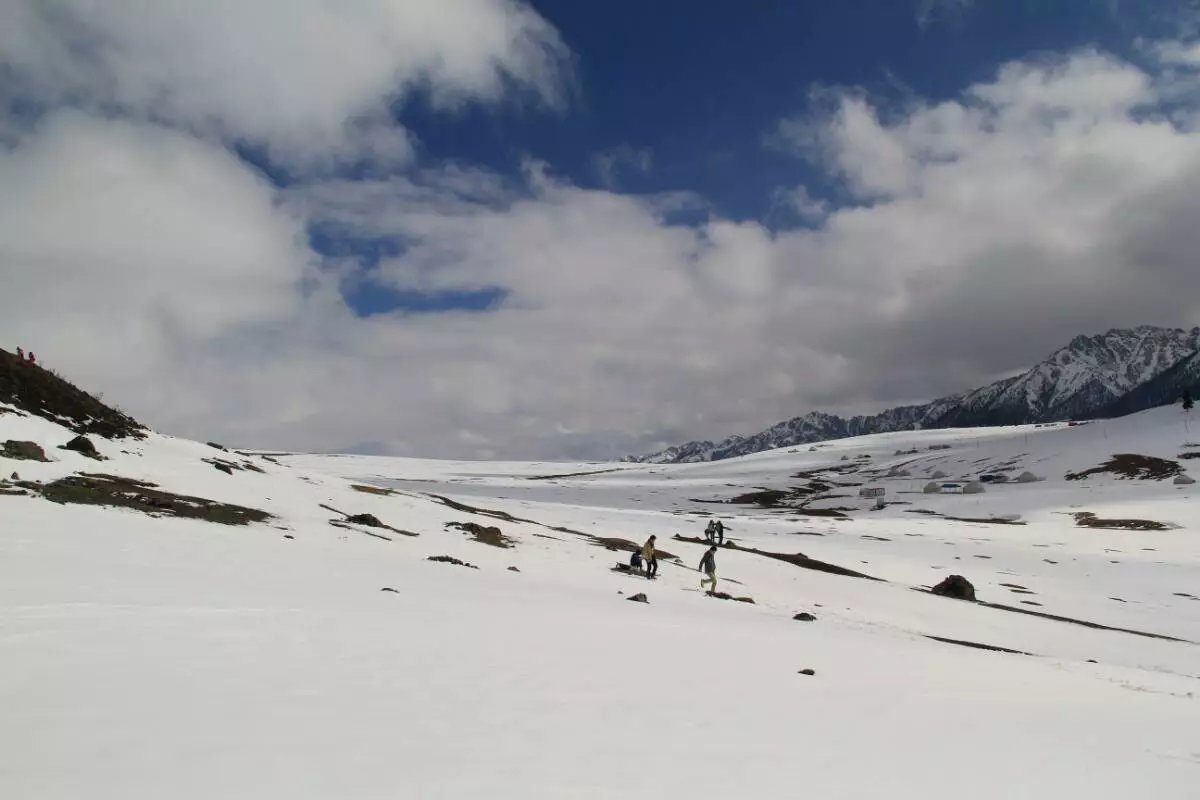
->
[931,574,976,601]
[62,435,101,458]
[627,593,649,603]
[346,513,385,528]
[798,668,816,676]
[793,612,817,622]
[507,566,520,572]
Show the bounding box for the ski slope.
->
[2,403,1199,798]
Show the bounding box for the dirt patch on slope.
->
[1073,512,1170,531]
[1066,454,1182,481]
[672,534,880,580]
[447,521,516,549]
[12,473,270,525]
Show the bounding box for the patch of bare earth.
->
[1065,453,1182,481]
[672,534,880,580]
[447,521,516,549]
[10,473,270,526]
[1073,512,1170,532]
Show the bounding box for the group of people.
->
[628,521,723,594]
[13,347,36,365]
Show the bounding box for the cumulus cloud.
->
[4,9,1200,459]
[0,0,570,170]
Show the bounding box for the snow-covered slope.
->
[4,390,1200,798]
[636,325,1200,463]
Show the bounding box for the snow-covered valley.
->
[3,398,1199,798]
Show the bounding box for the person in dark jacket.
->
[629,548,644,573]
[703,519,715,542]
[641,535,658,579]
[714,519,725,545]
[699,546,718,594]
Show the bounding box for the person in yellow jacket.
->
[641,535,658,579]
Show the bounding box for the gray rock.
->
[793,612,817,622]
[798,668,816,676]
[627,593,649,603]
[1174,474,1196,485]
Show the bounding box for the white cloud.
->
[0,0,571,170]
[774,186,828,222]
[4,25,1200,460]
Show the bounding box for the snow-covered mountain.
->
[635,326,1200,463]
[936,325,1200,428]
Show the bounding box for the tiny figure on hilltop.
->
[27,352,36,365]
[15,347,23,360]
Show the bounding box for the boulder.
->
[793,612,817,622]
[798,668,816,676]
[507,566,520,572]
[931,574,976,601]
[1174,474,1196,485]
[2,440,48,461]
[346,513,385,528]
[1015,471,1041,483]
[62,435,100,458]
[211,461,234,475]
[627,593,649,604]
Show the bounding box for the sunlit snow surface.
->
[2,405,1198,798]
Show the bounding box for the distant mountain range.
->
[631,325,1200,463]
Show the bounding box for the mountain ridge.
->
[632,325,1200,463]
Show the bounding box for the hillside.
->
[3,380,1200,797]
[0,347,145,439]
[635,325,1200,463]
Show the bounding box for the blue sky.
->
[4,0,1200,458]
[336,0,1190,315]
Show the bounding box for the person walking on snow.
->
[699,546,718,594]
[704,519,715,543]
[714,519,725,545]
[641,535,658,579]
